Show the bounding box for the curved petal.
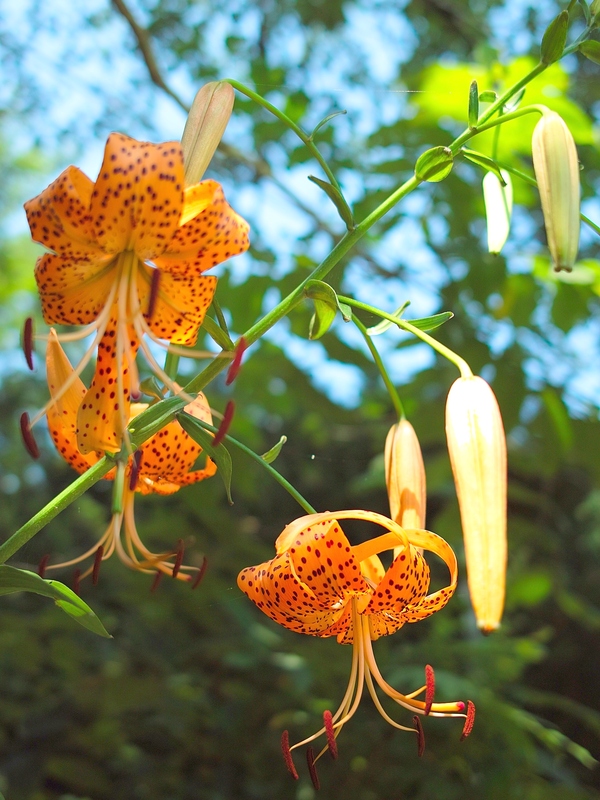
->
[237,552,347,635]
[77,318,137,454]
[46,330,100,474]
[400,529,458,622]
[25,166,104,260]
[35,253,116,326]
[364,546,430,614]
[90,133,185,261]
[137,263,217,345]
[153,180,250,276]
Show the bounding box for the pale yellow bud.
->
[445,376,507,633]
[181,81,234,185]
[384,419,426,530]
[482,170,513,255]
[532,111,580,272]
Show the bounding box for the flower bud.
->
[384,419,426,530]
[181,81,234,185]
[532,112,580,272]
[482,170,513,255]
[445,376,507,633]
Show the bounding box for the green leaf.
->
[367,301,411,335]
[407,311,454,331]
[479,90,497,103]
[310,109,347,138]
[414,146,453,182]
[127,396,186,447]
[0,566,111,637]
[338,302,352,322]
[468,79,479,128]
[261,435,288,464]
[139,377,166,402]
[540,10,569,65]
[176,413,234,504]
[579,40,600,64]
[304,280,339,339]
[462,148,507,184]
[504,86,526,112]
[307,175,355,229]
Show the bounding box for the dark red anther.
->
[92,545,104,586]
[72,569,81,596]
[147,268,161,320]
[212,400,234,448]
[225,336,247,385]
[280,730,299,781]
[461,700,476,741]
[23,317,34,370]
[306,747,320,790]
[191,556,208,589]
[172,539,184,579]
[424,664,435,715]
[150,571,163,593]
[413,715,425,757]
[20,412,40,459]
[38,554,50,579]
[323,710,338,759]
[129,449,143,491]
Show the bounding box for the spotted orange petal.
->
[90,133,185,261]
[46,330,100,474]
[25,166,105,260]
[137,264,217,346]
[153,181,250,277]
[237,553,347,636]
[400,529,458,622]
[76,317,137,454]
[365,546,430,615]
[35,253,116,326]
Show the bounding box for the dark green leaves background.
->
[1,0,600,798]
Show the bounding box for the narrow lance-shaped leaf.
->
[177,412,233,504]
[261,435,288,464]
[0,565,111,637]
[307,175,355,230]
[468,80,479,129]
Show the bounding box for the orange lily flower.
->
[25,132,249,454]
[238,510,473,776]
[44,330,216,583]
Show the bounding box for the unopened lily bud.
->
[445,376,507,633]
[532,111,580,272]
[181,81,234,185]
[482,170,513,255]
[384,419,426,530]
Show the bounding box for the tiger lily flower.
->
[25,132,249,454]
[238,510,473,777]
[43,330,216,583]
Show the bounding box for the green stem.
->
[226,79,342,193]
[339,296,472,378]
[494,160,600,237]
[186,417,317,515]
[352,314,405,420]
[163,351,181,381]
[0,457,114,565]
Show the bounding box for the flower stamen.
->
[20,412,40,459]
[413,715,425,757]
[306,747,320,790]
[461,700,476,740]
[281,731,299,781]
[23,317,34,370]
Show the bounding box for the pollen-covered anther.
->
[129,449,144,491]
[225,336,247,386]
[23,317,35,371]
[72,568,81,596]
[147,268,161,320]
[306,747,320,790]
[413,715,425,757]
[424,664,435,715]
[92,545,104,586]
[150,571,163,593]
[281,730,299,781]
[212,400,235,447]
[38,554,50,579]
[20,412,40,459]
[323,710,338,759]
[172,539,185,579]
[461,700,476,741]
[191,556,208,590]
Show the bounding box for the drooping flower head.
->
[238,510,474,780]
[25,132,249,454]
[43,330,216,583]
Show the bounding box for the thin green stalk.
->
[339,296,472,378]
[0,457,114,565]
[352,314,405,420]
[189,417,317,515]
[163,351,181,381]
